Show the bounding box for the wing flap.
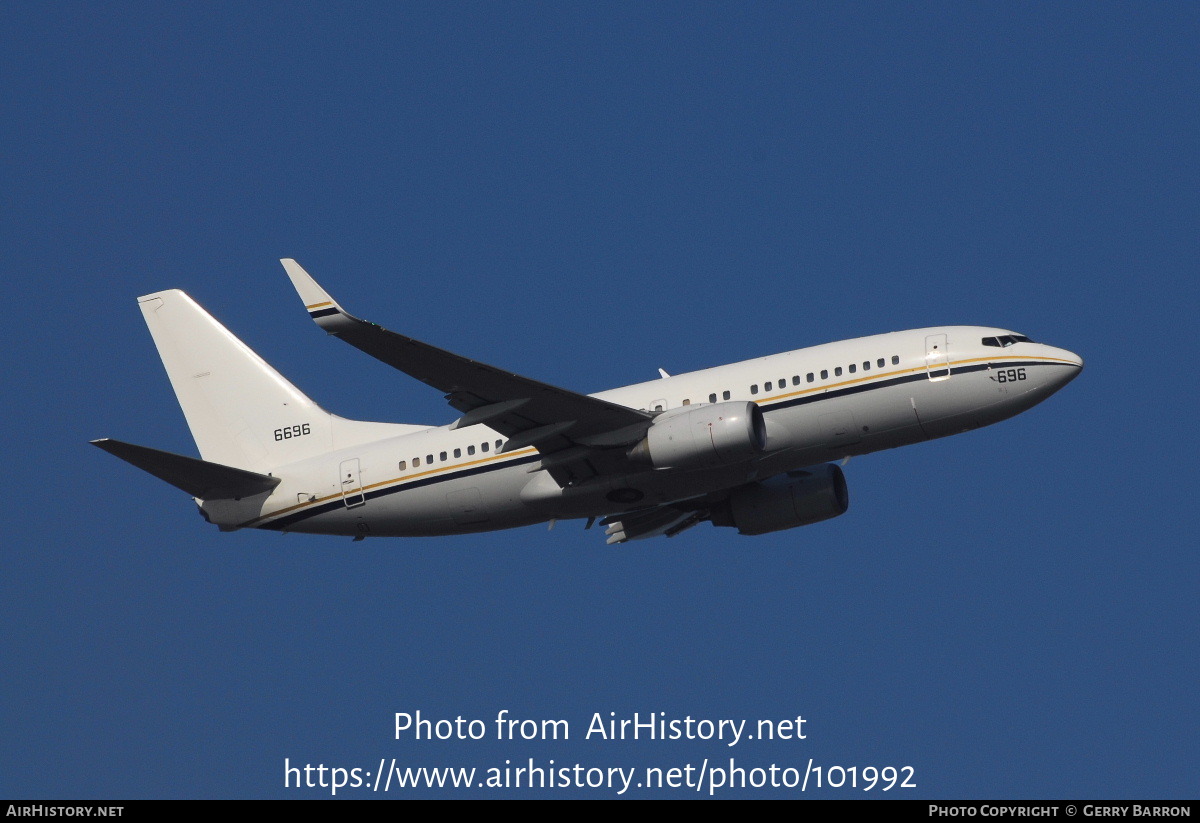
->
[602,506,702,544]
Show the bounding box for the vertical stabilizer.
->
[137,290,331,472]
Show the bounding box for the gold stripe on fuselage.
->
[250,355,1074,527]
[752,354,1077,406]
[250,446,540,526]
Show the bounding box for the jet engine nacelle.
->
[710,464,849,535]
[628,401,766,470]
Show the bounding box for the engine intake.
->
[628,401,766,470]
[711,464,849,535]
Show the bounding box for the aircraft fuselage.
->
[243,326,1081,538]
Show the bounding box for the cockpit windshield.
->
[982,334,1034,348]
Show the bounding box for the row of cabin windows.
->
[747,354,902,396]
[398,439,505,471]
[693,355,902,404]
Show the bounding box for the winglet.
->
[280,259,350,328]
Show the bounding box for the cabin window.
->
[779,377,786,387]
[807,373,814,383]
[454,448,461,458]
[877,358,885,368]
[792,376,800,386]
[848,363,856,374]
[481,442,489,453]
[426,454,433,464]
[709,393,717,403]
[496,440,503,450]
[467,445,475,456]
[750,384,759,395]
[439,451,447,461]
[834,367,842,377]
[723,390,731,400]
[820,370,828,380]
[892,355,899,365]
[398,460,407,471]
[682,398,690,406]
[413,457,420,467]
[764,381,772,391]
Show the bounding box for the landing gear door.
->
[925,333,950,381]
[339,458,365,508]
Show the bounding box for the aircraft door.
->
[820,409,862,448]
[339,458,365,508]
[925,334,950,381]
[446,487,490,526]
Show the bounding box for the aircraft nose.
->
[1043,346,1084,391]
[1056,345,1084,371]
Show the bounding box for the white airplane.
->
[93,260,1083,544]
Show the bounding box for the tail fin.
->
[138,289,332,472]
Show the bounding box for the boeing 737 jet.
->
[93,260,1083,543]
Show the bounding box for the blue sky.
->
[3,3,1196,798]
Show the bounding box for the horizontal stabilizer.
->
[91,439,281,500]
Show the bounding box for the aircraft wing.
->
[281,259,653,457]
